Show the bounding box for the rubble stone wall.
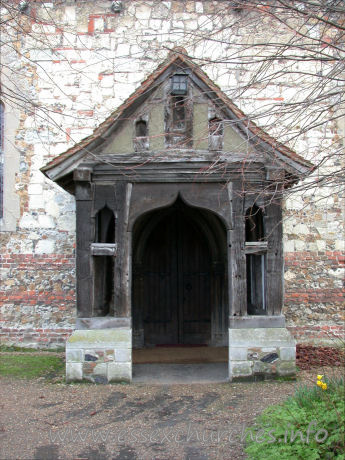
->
[0,0,344,348]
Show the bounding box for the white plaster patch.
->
[45,200,60,218]
[316,240,326,251]
[294,240,306,251]
[64,6,76,25]
[335,240,345,251]
[28,184,43,195]
[195,2,203,13]
[38,215,55,229]
[284,270,296,281]
[329,268,345,279]
[58,214,76,232]
[293,224,309,235]
[35,239,55,254]
[284,240,294,252]
[100,75,114,88]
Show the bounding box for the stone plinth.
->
[229,327,296,382]
[66,328,132,383]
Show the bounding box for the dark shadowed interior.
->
[132,197,228,348]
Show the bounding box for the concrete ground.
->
[133,363,229,384]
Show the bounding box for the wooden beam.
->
[91,243,117,256]
[245,241,268,254]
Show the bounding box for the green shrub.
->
[245,377,345,459]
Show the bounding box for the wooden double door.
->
[133,202,212,345]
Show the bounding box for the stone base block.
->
[66,328,132,383]
[229,327,296,382]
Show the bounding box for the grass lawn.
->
[0,353,65,381]
[0,345,64,353]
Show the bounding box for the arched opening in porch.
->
[132,196,228,359]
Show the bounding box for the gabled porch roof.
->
[41,48,314,188]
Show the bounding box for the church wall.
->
[0,0,343,348]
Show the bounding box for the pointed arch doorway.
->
[132,197,228,348]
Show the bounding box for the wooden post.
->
[75,180,93,317]
[265,198,283,316]
[114,182,132,318]
[228,182,246,317]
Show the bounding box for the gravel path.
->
[0,375,308,460]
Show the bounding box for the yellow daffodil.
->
[321,383,327,390]
[317,375,323,380]
[317,380,322,387]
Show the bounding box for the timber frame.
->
[72,167,286,324]
[41,49,313,382]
